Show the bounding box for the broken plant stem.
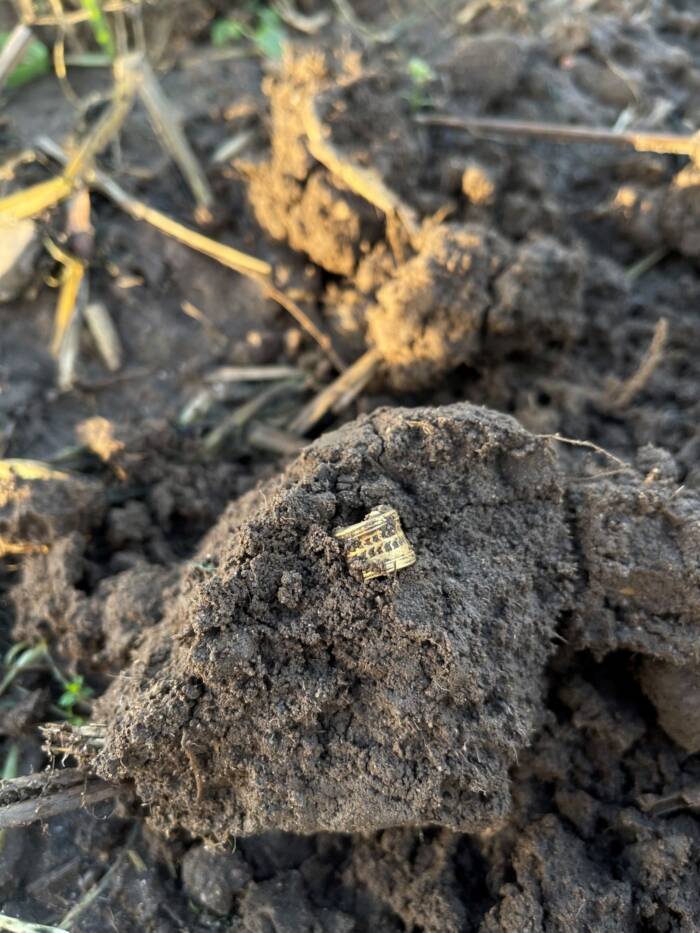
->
[0,55,138,221]
[248,422,305,456]
[129,56,214,217]
[0,781,115,830]
[44,238,87,357]
[63,53,140,183]
[0,913,68,933]
[36,136,345,370]
[60,824,139,930]
[0,22,33,91]
[290,347,382,435]
[202,379,305,453]
[36,135,268,274]
[416,114,700,164]
[204,365,304,382]
[0,459,70,481]
[258,279,346,371]
[0,540,49,558]
[536,433,633,473]
[0,176,73,222]
[83,301,122,371]
[304,96,419,240]
[625,247,668,283]
[273,0,330,34]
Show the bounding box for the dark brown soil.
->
[90,403,573,839]
[2,1,700,930]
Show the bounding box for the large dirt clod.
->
[92,403,573,840]
[367,225,512,390]
[366,225,586,390]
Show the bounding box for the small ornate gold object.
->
[334,505,416,581]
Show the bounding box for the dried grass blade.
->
[131,56,213,214]
[290,348,381,435]
[0,460,70,481]
[62,52,140,183]
[35,136,346,369]
[83,300,122,371]
[45,239,86,356]
[0,23,33,90]
[0,176,72,221]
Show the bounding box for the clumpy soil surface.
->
[2,1,700,930]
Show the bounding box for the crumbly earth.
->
[366,225,587,390]
[91,403,574,839]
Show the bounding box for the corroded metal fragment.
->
[334,504,416,581]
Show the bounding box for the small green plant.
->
[0,32,50,89]
[78,0,116,58]
[211,18,247,47]
[211,4,286,60]
[406,56,436,111]
[57,675,94,726]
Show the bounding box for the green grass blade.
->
[0,32,50,89]
[77,0,115,58]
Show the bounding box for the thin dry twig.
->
[536,432,633,473]
[0,57,138,222]
[204,365,305,383]
[640,784,700,817]
[44,238,87,357]
[415,114,700,164]
[274,0,331,34]
[290,348,382,435]
[59,824,139,930]
[0,459,70,481]
[625,247,668,283]
[0,769,116,831]
[0,913,68,932]
[56,289,84,390]
[36,137,265,272]
[0,23,33,91]
[248,422,305,456]
[35,139,345,370]
[202,379,305,453]
[607,317,668,409]
[256,279,346,371]
[64,53,140,182]
[84,301,123,372]
[303,95,419,241]
[129,56,214,217]
[0,540,49,558]
[331,0,407,44]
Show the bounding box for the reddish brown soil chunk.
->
[248,163,381,277]
[245,52,387,275]
[92,403,573,839]
[366,225,586,390]
[367,225,511,390]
